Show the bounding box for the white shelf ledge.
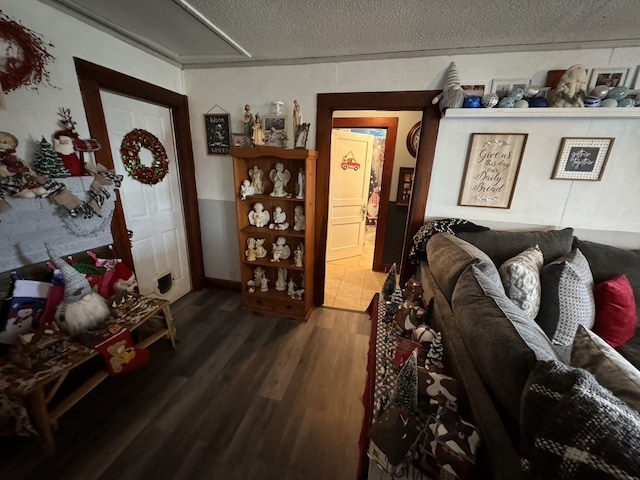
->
[444,107,640,119]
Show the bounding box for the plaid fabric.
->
[521,361,640,479]
[408,218,488,265]
[72,137,101,152]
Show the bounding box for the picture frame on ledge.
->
[588,68,629,90]
[551,137,614,181]
[204,113,231,155]
[490,79,531,98]
[396,167,414,207]
[232,133,252,148]
[295,123,310,149]
[262,115,287,147]
[458,133,528,209]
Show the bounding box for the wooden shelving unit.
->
[231,146,317,321]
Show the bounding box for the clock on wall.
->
[406,121,421,157]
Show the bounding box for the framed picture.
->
[231,133,252,148]
[491,78,531,98]
[458,133,528,209]
[461,82,489,97]
[588,68,629,90]
[262,115,287,146]
[632,66,640,89]
[295,122,310,149]
[406,121,421,157]
[396,167,414,207]
[551,137,614,181]
[204,113,231,155]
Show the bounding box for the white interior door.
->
[101,91,191,303]
[326,130,374,261]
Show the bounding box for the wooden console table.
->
[0,296,176,454]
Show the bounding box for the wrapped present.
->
[417,365,459,408]
[394,337,425,366]
[368,406,418,473]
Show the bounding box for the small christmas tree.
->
[391,349,418,409]
[426,332,444,369]
[382,263,397,300]
[34,137,70,178]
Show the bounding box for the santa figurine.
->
[53,129,83,176]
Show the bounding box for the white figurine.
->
[287,278,296,296]
[293,99,302,131]
[254,266,265,284]
[269,162,291,197]
[276,268,287,291]
[248,202,270,228]
[271,236,291,262]
[293,205,305,231]
[240,179,255,200]
[260,277,270,292]
[269,206,289,230]
[255,238,268,258]
[296,167,305,199]
[245,238,257,261]
[243,104,254,135]
[249,165,264,194]
[294,243,304,268]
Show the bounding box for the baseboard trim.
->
[204,277,242,291]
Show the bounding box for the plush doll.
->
[552,64,588,107]
[432,62,465,114]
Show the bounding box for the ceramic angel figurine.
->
[269,206,289,230]
[260,276,270,292]
[240,179,255,200]
[287,278,297,296]
[276,268,287,291]
[269,162,291,197]
[293,205,305,231]
[296,167,305,199]
[249,165,264,194]
[254,266,265,284]
[255,238,268,258]
[252,113,265,146]
[245,238,257,261]
[248,202,270,227]
[294,243,304,268]
[271,236,291,262]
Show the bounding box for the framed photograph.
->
[551,137,614,181]
[458,133,528,209]
[632,65,640,89]
[491,78,531,98]
[262,115,287,146]
[204,113,231,155]
[396,167,414,207]
[461,82,489,97]
[406,121,421,157]
[231,133,252,148]
[295,122,310,149]
[588,68,629,90]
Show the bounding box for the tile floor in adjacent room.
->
[323,225,388,311]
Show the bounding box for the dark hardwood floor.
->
[0,289,372,480]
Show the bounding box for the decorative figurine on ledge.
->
[260,276,270,292]
[280,130,289,148]
[254,266,265,284]
[431,61,464,115]
[269,206,289,230]
[271,236,291,262]
[552,64,588,108]
[269,162,291,197]
[276,268,287,291]
[255,238,268,258]
[249,165,264,194]
[252,113,265,146]
[240,179,255,200]
[296,167,305,199]
[294,243,304,268]
[248,202,270,227]
[245,238,258,261]
[287,278,297,296]
[293,205,305,231]
[243,104,254,135]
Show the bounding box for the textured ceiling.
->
[42,0,640,68]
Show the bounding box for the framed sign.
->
[458,133,528,209]
[204,113,231,154]
[552,137,614,181]
[406,121,421,157]
[396,167,414,206]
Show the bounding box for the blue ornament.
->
[584,96,601,108]
[528,96,548,108]
[498,96,516,108]
[607,86,628,101]
[462,96,482,108]
[618,98,635,107]
[509,87,525,101]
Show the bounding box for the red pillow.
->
[593,274,637,347]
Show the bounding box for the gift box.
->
[368,406,418,473]
[394,337,425,366]
[417,365,459,408]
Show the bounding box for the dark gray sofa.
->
[417,228,640,479]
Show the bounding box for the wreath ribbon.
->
[120,129,169,185]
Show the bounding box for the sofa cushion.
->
[451,263,559,422]
[535,248,595,346]
[571,325,640,412]
[457,227,574,267]
[426,233,501,303]
[499,245,543,318]
[573,238,640,321]
[594,274,637,348]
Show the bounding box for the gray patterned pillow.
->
[499,245,543,318]
[535,248,595,345]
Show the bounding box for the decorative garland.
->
[0,11,56,93]
[120,129,169,185]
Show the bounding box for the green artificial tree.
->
[34,137,70,178]
[426,332,444,369]
[382,263,397,300]
[391,349,418,409]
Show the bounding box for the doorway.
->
[314,92,441,307]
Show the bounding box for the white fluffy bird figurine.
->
[432,62,464,114]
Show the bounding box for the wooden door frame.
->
[315,91,441,306]
[73,57,205,291]
[331,117,399,272]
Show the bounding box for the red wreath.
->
[0,11,56,93]
[120,129,169,185]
